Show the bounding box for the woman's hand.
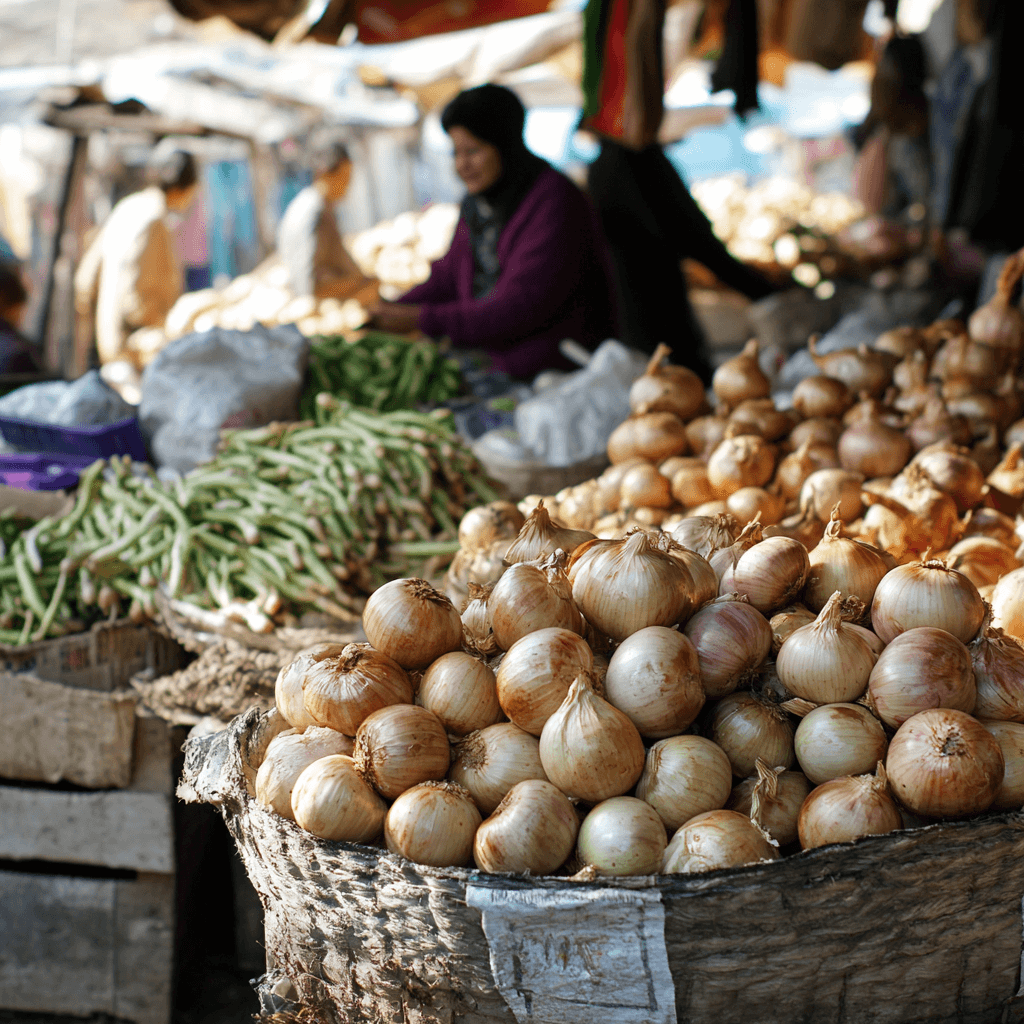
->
[366,302,421,333]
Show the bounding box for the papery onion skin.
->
[946,537,1021,590]
[870,561,985,645]
[448,723,548,815]
[354,704,451,800]
[804,515,890,613]
[729,763,812,846]
[417,652,503,737]
[671,514,740,559]
[636,735,734,831]
[607,412,689,465]
[255,727,355,820]
[275,642,347,729]
[796,769,902,849]
[794,703,888,784]
[706,434,775,496]
[363,578,463,670]
[503,501,595,566]
[630,344,707,421]
[885,708,1003,819]
[799,468,865,523]
[291,754,387,842]
[473,779,579,875]
[683,596,772,697]
[992,567,1024,643]
[577,796,667,876]
[708,691,795,778]
[970,625,1024,722]
[727,536,811,614]
[384,780,483,867]
[488,555,583,651]
[458,502,525,552]
[912,446,986,514]
[868,627,976,729]
[662,809,779,874]
[981,720,1024,811]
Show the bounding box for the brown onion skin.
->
[729,769,812,847]
[885,709,1004,819]
[362,578,463,670]
[971,628,1024,722]
[981,720,1024,811]
[683,598,773,697]
[796,774,902,849]
[838,421,912,479]
[708,692,795,778]
[792,376,853,420]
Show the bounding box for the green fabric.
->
[581,0,609,119]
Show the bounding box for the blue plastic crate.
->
[0,415,147,461]
[0,451,98,491]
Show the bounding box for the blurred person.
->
[74,149,199,366]
[0,259,41,373]
[277,138,372,300]
[367,84,617,379]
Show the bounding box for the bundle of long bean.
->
[0,400,498,644]
[299,332,463,419]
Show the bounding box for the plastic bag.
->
[139,323,309,473]
[0,370,134,426]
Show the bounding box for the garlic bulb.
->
[706,434,775,496]
[946,536,1020,590]
[275,642,347,729]
[662,809,779,874]
[799,468,865,523]
[457,501,525,552]
[868,626,975,729]
[473,779,579,874]
[777,591,878,704]
[885,708,1003,819]
[488,550,583,650]
[607,412,689,465]
[725,536,810,614]
[683,595,772,697]
[970,616,1024,722]
[603,625,705,738]
[568,529,696,641]
[417,651,502,736]
[503,501,595,566]
[291,754,387,842]
[362,578,463,671]
[794,703,888,784]
[354,704,451,800]
[712,338,771,407]
[302,642,413,737]
[384,780,482,867]
[671,513,739,559]
[449,723,549,815]
[796,763,901,849]
[461,582,498,655]
[619,463,673,509]
[539,670,645,802]
[708,691,795,778]
[629,343,707,420]
[870,560,985,645]
[992,567,1024,643]
[774,440,840,501]
[729,758,812,846]
[804,510,890,613]
[837,419,911,479]
[576,796,667,876]
[792,375,853,419]
[495,627,594,735]
[255,727,354,820]
[981,720,1024,811]
[636,735,734,831]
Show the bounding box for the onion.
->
[725,536,810,614]
[255,727,355,820]
[729,758,812,846]
[868,626,975,729]
[362,578,463,670]
[449,723,548,815]
[593,461,644,514]
[809,337,896,397]
[577,797,667,876]
[445,538,509,608]
[971,614,1024,722]
[607,412,689,465]
[946,536,1020,589]
[659,540,719,610]
[291,754,387,842]
[708,518,763,585]
[354,704,451,799]
[837,420,911,478]
[636,735,734,831]
[685,414,729,458]
[992,567,1024,643]
[874,325,926,359]
[706,434,775,496]
[792,375,853,419]
[384,781,482,867]
[912,444,986,513]
[870,560,984,645]
[790,417,843,450]
[769,604,816,653]
[629,343,707,420]
[887,465,961,551]
[683,595,772,697]
[905,396,973,452]
[670,459,721,508]
[503,501,595,565]
[712,338,771,407]
[671,513,739,559]
[417,652,502,736]
[727,399,794,442]
[981,720,1024,811]
[777,591,878,703]
[601,625,704,738]
[774,439,840,501]
[988,443,1024,503]
[799,468,864,523]
[804,509,889,612]
[961,507,1019,548]
[488,550,583,650]
[662,809,779,874]
[796,763,901,849]
[461,581,498,655]
[619,463,673,509]
[539,670,645,802]
[275,642,347,729]
[473,779,579,874]
[458,501,525,552]
[968,246,1024,354]
[794,703,888,784]
[726,486,784,526]
[708,691,795,778]
[762,506,826,549]
[931,332,1007,389]
[885,708,1003,818]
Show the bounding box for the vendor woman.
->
[368,84,616,379]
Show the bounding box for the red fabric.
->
[354,0,550,44]
[588,0,630,140]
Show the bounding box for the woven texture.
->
[182,709,1024,1024]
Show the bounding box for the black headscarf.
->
[441,84,548,297]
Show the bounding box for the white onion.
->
[417,651,502,736]
[362,577,464,670]
[291,754,387,842]
[448,722,548,815]
[796,765,901,849]
[576,797,667,876]
[662,809,779,874]
[255,727,354,820]
[636,735,733,831]
[794,703,888,784]
[384,781,482,867]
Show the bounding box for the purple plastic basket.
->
[0,415,147,461]
[0,452,98,491]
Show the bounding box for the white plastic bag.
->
[0,370,134,427]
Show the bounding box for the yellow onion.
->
[495,627,593,735]
[708,691,795,778]
[656,535,718,610]
[726,486,784,527]
[837,419,911,478]
[417,652,502,736]
[911,443,986,512]
[992,567,1024,643]
[960,507,1019,548]
[799,468,864,523]
[503,501,595,565]
[769,604,816,653]
[629,343,707,420]
[670,459,721,508]
[905,396,973,452]
[607,412,689,465]
[603,626,704,738]
[275,642,347,729]
[685,414,729,459]
[445,538,510,609]
[790,416,843,450]
[568,529,696,640]
[636,735,734,831]
[488,550,583,650]
[712,338,771,407]
[619,463,673,509]
[683,595,772,697]
[576,797,667,876]
[707,518,764,584]
[729,758,812,846]
[792,375,853,419]
[867,626,975,729]
[887,464,961,551]
[362,578,463,671]
[473,779,579,875]
[302,642,413,736]
[931,332,1007,389]
[449,723,548,814]
[971,615,1024,721]
[688,499,730,517]
[774,439,840,501]
[981,720,1024,811]
[255,727,354,820]
[796,763,901,849]
[706,434,775,496]
[461,581,498,655]
[539,670,645,802]
[762,507,826,549]
[291,754,387,842]
[458,501,525,552]
[671,513,739,559]
[384,780,482,867]
[870,560,984,645]
[794,703,888,784]
[723,536,810,614]
[354,704,450,800]
[874,325,927,359]
[777,591,878,704]
[662,809,779,874]
[593,460,644,514]
[804,509,889,612]
[968,247,1024,353]
[946,536,1020,589]
[727,399,794,442]
[809,338,897,397]
[885,708,1003,819]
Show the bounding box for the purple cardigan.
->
[401,167,617,378]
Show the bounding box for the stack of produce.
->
[250,247,1024,877]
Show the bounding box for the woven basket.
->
[181,709,1024,1024]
